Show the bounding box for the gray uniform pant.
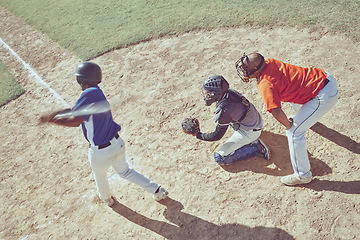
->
[216,129,261,157]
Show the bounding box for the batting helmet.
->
[202,75,229,106]
[73,62,102,86]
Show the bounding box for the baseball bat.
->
[52,100,111,120]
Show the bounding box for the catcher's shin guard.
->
[214,143,259,165]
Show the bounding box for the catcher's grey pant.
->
[216,128,261,157]
[88,135,159,201]
[286,72,338,179]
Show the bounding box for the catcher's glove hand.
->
[181,117,200,136]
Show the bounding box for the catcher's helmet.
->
[73,62,102,86]
[202,75,229,106]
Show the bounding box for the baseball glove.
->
[181,117,200,135]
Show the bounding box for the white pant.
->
[88,135,159,201]
[216,129,261,157]
[286,72,339,179]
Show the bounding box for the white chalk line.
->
[0,37,70,108]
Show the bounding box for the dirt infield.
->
[1,6,359,240]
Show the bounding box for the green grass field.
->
[0,0,359,105]
[0,60,24,106]
[1,0,359,60]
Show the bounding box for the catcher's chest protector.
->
[214,89,250,123]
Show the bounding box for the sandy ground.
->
[1,6,360,240]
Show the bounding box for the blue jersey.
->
[73,86,121,146]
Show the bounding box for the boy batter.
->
[40,62,168,206]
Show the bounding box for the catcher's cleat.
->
[104,196,115,207]
[153,186,168,201]
[214,152,232,165]
[257,137,270,160]
[280,174,312,186]
[215,158,232,166]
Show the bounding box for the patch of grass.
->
[0,60,25,106]
[0,0,359,60]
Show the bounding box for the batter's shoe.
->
[153,186,168,201]
[257,137,270,160]
[104,196,115,207]
[281,174,312,186]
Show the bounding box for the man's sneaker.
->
[281,174,312,186]
[104,196,115,207]
[153,186,168,201]
[257,137,270,160]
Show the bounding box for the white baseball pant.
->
[286,72,339,179]
[88,135,159,201]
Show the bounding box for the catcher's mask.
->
[73,62,102,86]
[202,75,229,106]
[235,53,264,82]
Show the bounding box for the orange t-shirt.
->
[257,58,327,112]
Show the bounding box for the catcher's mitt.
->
[181,117,200,135]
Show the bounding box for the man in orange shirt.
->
[235,53,339,185]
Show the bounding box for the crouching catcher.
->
[182,75,270,165]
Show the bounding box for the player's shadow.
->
[303,179,360,194]
[221,130,332,178]
[310,122,360,154]
[111,197,295,240]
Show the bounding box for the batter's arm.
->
[50,116,85,127]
